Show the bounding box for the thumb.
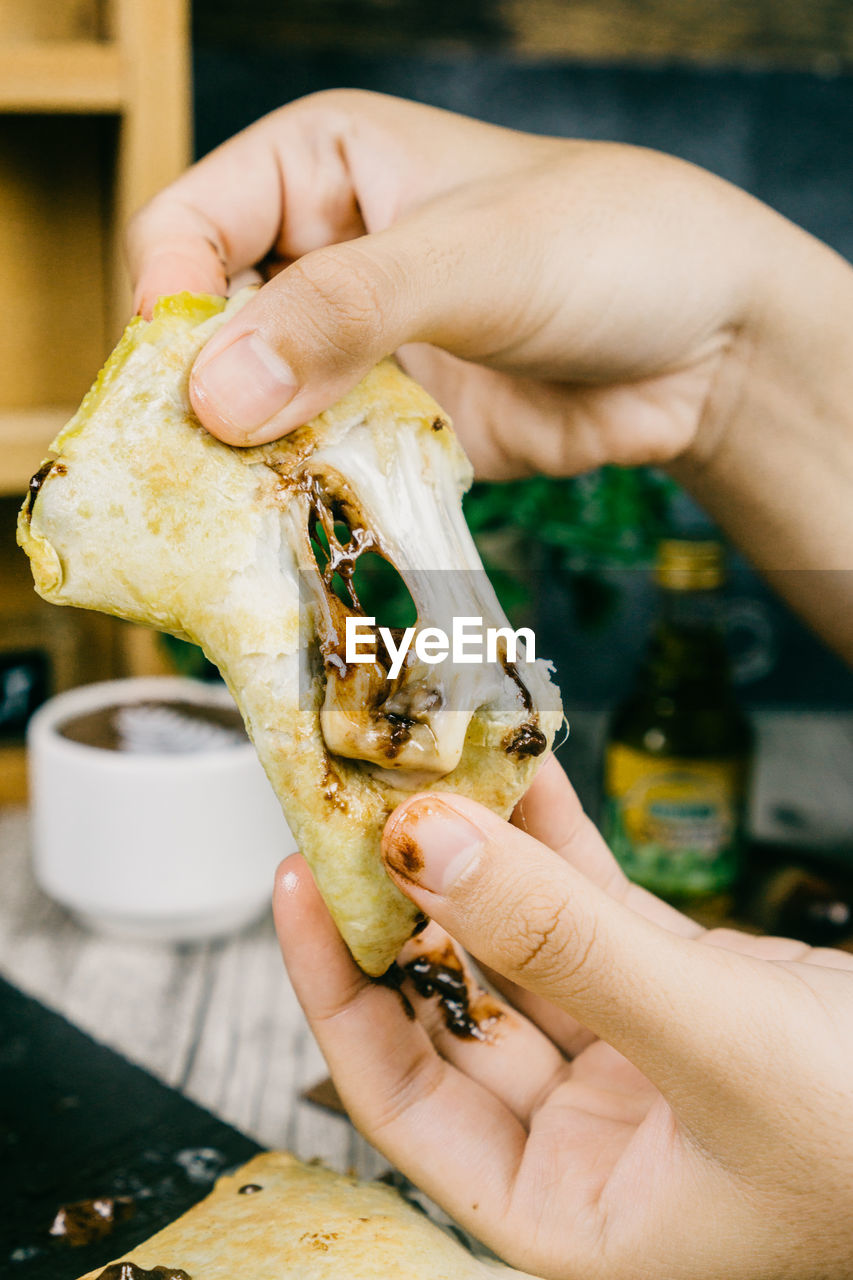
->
[381,792,771,1131]
[189,229,447,446]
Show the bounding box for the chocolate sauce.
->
[378,947,502,1041]
[303,469,544,767]
[25,459,66,516]
[96,1265,191,1280]
[376,1169,429,1215]
[404,950,485,1039]
[376,962,415,1020]
[388,832,423,880]
[304,474,421,761]
[49,1196,133,1246]
[384,711,415,756]
[411,912,429,936]
[499,652,546,758]
[58,700,246,753]
[305,472,376,609]
[503,723,547,760]
[320,753,347,809]
[499,653,533,714]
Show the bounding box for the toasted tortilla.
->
[18,292,562,974]
[75,1151,539,1279]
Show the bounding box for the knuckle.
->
[309,973,376,1027]
[365,1048,446,1135]
[295,86,379,117]
[492,883,581,984]
[285,245,392,356]
[124,194,159,256]
[703,926,743,949]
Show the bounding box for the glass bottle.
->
[601,539,753,904]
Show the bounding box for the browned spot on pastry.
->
[320,753,347,810]
[49,1196,134,1246]
[431,417,445,432]
[300,1230,339,1251]
[403,942,503,1041]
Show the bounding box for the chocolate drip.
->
[500,652,533,713]
[49,1196,133,1246]
[95,1265,191,1280]
[503,723,547,760]
[404,951,485,1040]
[375,962,415,1020]
[301,473,420,760]
[24,459,66,517]
[499,651,546,759]
[377,946,502,1041]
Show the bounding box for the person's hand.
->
[274,756,853,1280]
[127,88,789,481]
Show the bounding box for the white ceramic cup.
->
[27,677,296,942]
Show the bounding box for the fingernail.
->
[384,802,484,895]
[193,331,297,433]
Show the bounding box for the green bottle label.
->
[603,743,746,896]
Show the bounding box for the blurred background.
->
[4,6,853,1220]
[3,0,853,934]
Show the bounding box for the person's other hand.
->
[274,756,853,1280]
[127,89,792,480]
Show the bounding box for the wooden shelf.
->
[0,745,27,806]
[0,1,191,776]
[0,42,123,113]
[0,406,74,496]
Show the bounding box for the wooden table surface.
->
[2,709,852,1180]
[0,803,387,1181]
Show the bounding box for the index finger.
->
[126,89,544,319]
[126,113,285,316]
[487,757,703,1055]
[514,755,704,938]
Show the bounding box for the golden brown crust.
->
[75,1152,538,1279]
[18,291,562,976]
